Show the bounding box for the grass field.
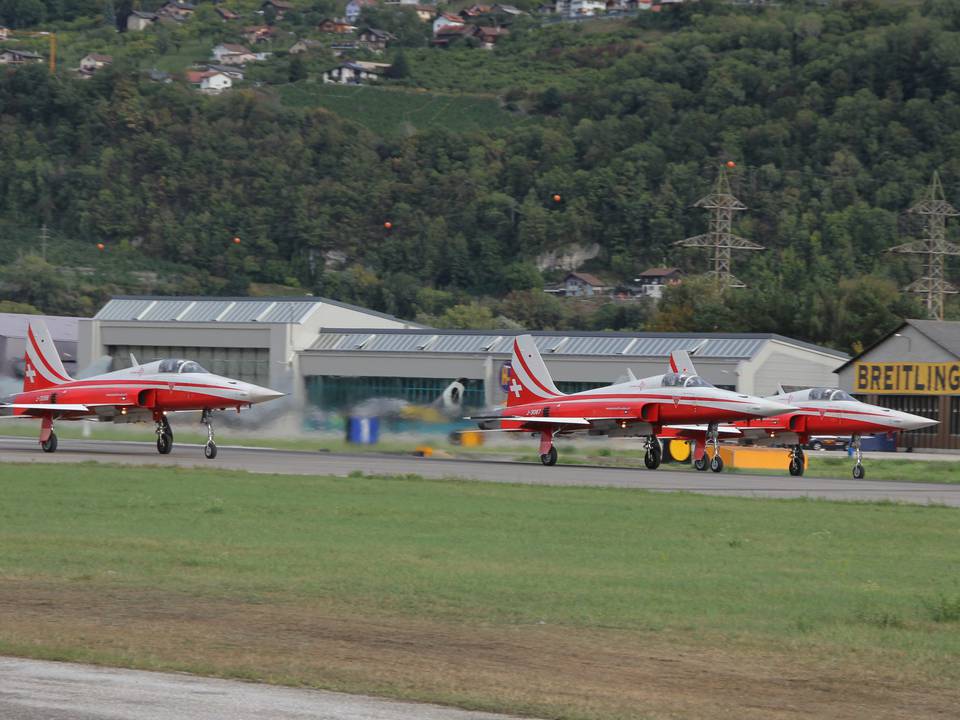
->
[277,82,528,137]
[0,462,958,719]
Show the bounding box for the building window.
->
[951,397,960,436]
[306,376,486,412]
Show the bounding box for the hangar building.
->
[837,319,960,450]
[77,295,848,419]
[301,329,848,411]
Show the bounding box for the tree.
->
[386,50,409,80]
[289,55,308,83]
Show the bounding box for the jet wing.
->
[1,403,92,412]
[662,424,742,439]
[466,415,591,426]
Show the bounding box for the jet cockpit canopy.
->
[158,359,209,374]
[808,388,855,402]
[661,372,713,388]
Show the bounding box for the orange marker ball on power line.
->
[96,242,105,251]
[232,236,242,245]
[552,194,562,203]
[726,160,736,168]
[384,221,393,230]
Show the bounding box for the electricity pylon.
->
[888,171,960,320]
[674,166,763,289]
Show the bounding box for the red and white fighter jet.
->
[730,387,938,479]
[1,319,284,458]
[469,335,795,471]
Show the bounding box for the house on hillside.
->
[321,60,389,84]
[127,10,159,30]
[473,25,508,48]
[460,4,492,19]
[0,48,44,64]
[431,23,471,47]
[77,53,112,78]
[157,1,196,21]
[262,0,295,19]
[413,5,435,21]
[563,272,612,297]
[432,12,464,35]
[345,0,377,23]
[569,0,606,14]
[357,28,397,53]
[216,7,240,20]
[318,18,355,33]
[211,43,257,65]
[0,26,9,41]
[186,69,232,93]
[289,38,323,54]
[491,4,526,17]
[205,63,245,80]
[634,267,683,299]
[243,25,276,43]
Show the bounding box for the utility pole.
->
[888,171,960,321]
[673,165,764,289]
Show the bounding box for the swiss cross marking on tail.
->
[509,379,522,398]
[24,363,36,384]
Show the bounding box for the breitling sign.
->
[855,362,960,394]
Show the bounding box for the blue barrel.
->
[346,416,380,444]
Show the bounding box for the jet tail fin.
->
[506,335,564,407]
[669,349,697,376]
[23,319,72,392]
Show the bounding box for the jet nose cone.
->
[747,398,795,418]
[247,385,286,404]
[897,411,938,431]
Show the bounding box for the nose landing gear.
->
[851,434,864,479]
[201,408,217,459]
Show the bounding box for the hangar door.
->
[108,345,270,386]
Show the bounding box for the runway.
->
[1,436,958,506]
[0,657,528,720]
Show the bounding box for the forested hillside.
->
[2,0,960,351]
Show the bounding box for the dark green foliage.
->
[1,2,959,350]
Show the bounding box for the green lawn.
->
[0,463,958,718]
[277,82,529,137]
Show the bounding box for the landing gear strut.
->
[201,408,217,459]
[788,445,805,477]
[707,423,723,473]
[156,414,173,455]
[40,415,57,453]
[851,434,864,479]
[538,429,557,466]
[643,435,662,470]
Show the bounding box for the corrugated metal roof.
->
[308,330,846,361]
[94,295,414,326]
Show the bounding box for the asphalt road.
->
[1,436,958,506]
[0,657,526,720]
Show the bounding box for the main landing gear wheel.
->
[852,463,865,480]
[694,456,708,472]
[643,437,662,470]
[540,446,558,466]
[41,432,58,453]
[710,455,724,473]
[204,442,218,460]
